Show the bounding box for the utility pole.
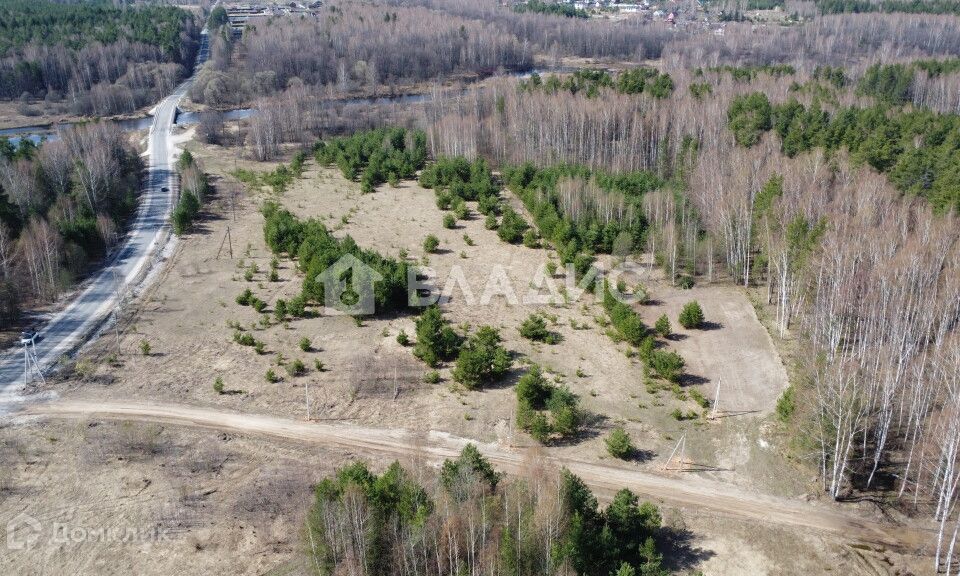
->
[662,433,687,471]
[709,376,722,419]
[230,184,238,222]
[111,268,125,355]
[113,308,121,353]
[21,332,45,387]
[216,226,233,259]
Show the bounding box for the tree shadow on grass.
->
[475,365,525,392]
[547,410,607,447]
[627,448,657,463]
[658,525,716,572]
[185,207,228,237]
[679,373,710,386]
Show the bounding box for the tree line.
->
[189,2,533,108]
[397,0,675,61]
[513,0,589,18]
[0,0,199,113]
[418,156,502,218]
[0,125,143,326]
[663,13,960,69]
[315,127,427,193]
[816,0,960,15]
[855,59,960,114]
[503,163,661,263]
[519,69,674,100]
[307,445,670,575]
[727,91,960,213]
[171,150,210,235]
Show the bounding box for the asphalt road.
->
[0,31,210,397]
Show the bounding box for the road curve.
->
[24,400,933,554]
[0,32,210,395]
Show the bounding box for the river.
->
[0,107,255,146]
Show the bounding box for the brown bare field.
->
[0,415,341,575]
[0,406,930,576]
[0,101,71,131]
[3,140,929,573]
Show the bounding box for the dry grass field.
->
[0,139,927,575]
[51,140,797,491]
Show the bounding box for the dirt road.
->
[24,400,932,553]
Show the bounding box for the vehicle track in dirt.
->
[23,399,933,554]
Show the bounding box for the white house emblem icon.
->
[6,512,41,550]
[316,254,383,316]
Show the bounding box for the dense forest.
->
[0,125,144,327]
[664,13,960,67]
[504,164,661,259]
[308,445,672,575]
[0,0,199,114]
[190,0,686,110]
[816,0,960,15]
[727,92,960,212]
[0,0,190,54]
[189,3,533,107]
[513,0,589,18]
[398,0,675,61]
[855,59,960,113]
[189,0,960,116]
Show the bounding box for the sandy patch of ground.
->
[634,281,790,416]
[0,416,340,575]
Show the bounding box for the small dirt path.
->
[24,400,932,553]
